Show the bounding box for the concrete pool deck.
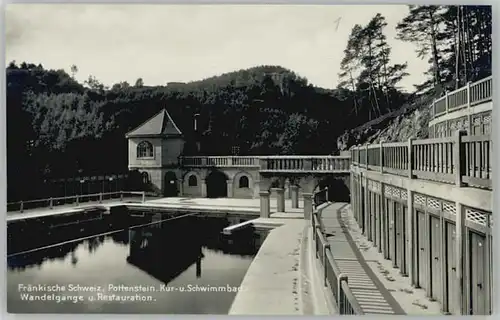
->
[229,216,330,315]
[7,197,305,222]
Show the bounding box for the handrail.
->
[351,132,492,190]
[312,210,364,315]
[432,76,492,118]
[313,187,329,208]
[7,191,149,213]
[339,276,364,314]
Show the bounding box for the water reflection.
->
[7,211,267,314]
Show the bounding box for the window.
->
[142,172,150,184]
[188,175,198,187]
[137,141,154,158]
[239,176,249,188]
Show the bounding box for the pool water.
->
[7,213,266,314]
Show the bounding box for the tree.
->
[338,13,408,121]
[135,78,144,87]
[396,5,445,90]
[338,24,364,115]
[70,65,78,79]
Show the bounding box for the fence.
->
[350,131,492,190]
[311,201,364,315]
[6,191,149,213]
[432,76,492,118]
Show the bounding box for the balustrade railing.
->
[261,156,351,172]
[180,155,351,173]
[432,76,492,118]
[312,209,364,315]
[351,131,492,189]
[180,156,259,167]
[7,191,149,213]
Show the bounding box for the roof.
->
[125,109,183,138]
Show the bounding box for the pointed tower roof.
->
[125,109,183,138]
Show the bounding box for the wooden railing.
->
[180,155,351,173]
[351,131,492,189]
[432,76,492,118]
[311,208,364,315]
[6,191,149,213]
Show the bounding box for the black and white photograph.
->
[4,3,493,315]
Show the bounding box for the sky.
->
[5,4,430,92]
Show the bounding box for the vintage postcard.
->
[5,3,492,315]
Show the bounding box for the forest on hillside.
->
[6,5,492,201]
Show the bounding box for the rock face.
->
[337,92,437,150]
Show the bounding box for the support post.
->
[454,130,466,187]
[285,179,291,199]
[455,202,465,315]
[275,188,285,212]
[408,138,414,179]
[20,201,24,213]
[119,191,123,202]
[227,181,233,198]
[99,193,103,203]
[142,191,146,203]
[407,189,415,285]
[379,141,384,173]
[445,91,449,113]
[302,193,313,220]
[178,179,184,196]
[466,81,471,108]
[467,82,473,134]
[76,195,79,206]
[363,176,369,236]
[291,185,299,208]
[201,179,207,198]
[323,244,330,287]
[365,145,369,169]
[259,191,271,218]
[338,274,348,312]
[379,183,386,255]
[49,198,53,209]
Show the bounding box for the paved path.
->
[320,203,405,315]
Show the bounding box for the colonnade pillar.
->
[227,180,233,198]
[291,185,299,208]
[201,179,207,198]
[259,191,271,218]
[303,193,313,220]
[275,188,286,212]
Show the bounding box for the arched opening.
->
[206,170,228,198]
[164,171,178,197]
[137,141,154,158]
[188,175,198,187]
[314,176,350,203]
[238,176,249,188]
